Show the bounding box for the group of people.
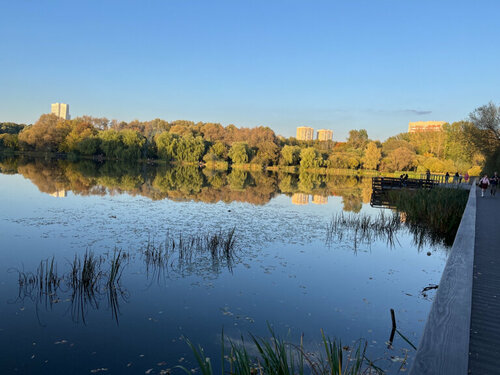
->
[444,171,470,184]
[479,172,499,197]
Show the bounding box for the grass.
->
[388,187,468,246]
[178,326,383,375]
[14,250,128,324]
[326,211,402,249]
[329,186,468,248]
[15,256,61,308]
[143,228,238,279]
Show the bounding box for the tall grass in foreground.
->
[179,326,383,375]
[388,187,468,246]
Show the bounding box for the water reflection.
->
[0,156,372,211]
[12,228,239,325]
[12,251,129,325]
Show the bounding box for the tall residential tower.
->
[51,103,70,120]
[317,129,333,141]
[296,126,314,141]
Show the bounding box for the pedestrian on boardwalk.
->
[445,172,450,183]
[464,172,470,183]
[479,175,490,197]
[454,172,459,184]
[426,169,431,181]
[490,172,499,197]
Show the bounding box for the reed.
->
[15,250,128,324]
[142,228,237,277]
[388,187,468,246]
[326,211,401,248]
[180,327,382,375]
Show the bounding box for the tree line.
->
[1,102,499,175]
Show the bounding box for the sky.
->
[1,0,499,141]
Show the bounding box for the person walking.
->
[490,172,499,197]
[464,172,470,183]
[445,172,450,184]
[479,175,490,197]
[454,172,460,184]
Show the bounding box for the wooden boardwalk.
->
[468,188,500,374]
[410,184,500,374]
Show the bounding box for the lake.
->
[0,157,448,374]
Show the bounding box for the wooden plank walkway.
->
[409,183,476,375]
[468,188,500,374]
[410,183,500,374]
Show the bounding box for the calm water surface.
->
[0,159,447,374]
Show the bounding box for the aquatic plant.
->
[15,256,61,309]
[388,187,468,246]
[326,211,401,249]
[179,326,383,375]
[142,228,238,280]
[14,251,128,324]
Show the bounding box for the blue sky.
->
[1,0,499,141]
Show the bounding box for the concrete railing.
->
[409,182,476,375]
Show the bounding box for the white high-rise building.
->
[51,103,70,120]
[296,126,314,141]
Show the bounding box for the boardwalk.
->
[410,184,500,375]
[468,189,500,374]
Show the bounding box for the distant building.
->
[312,195,328,204]
[408,121,445,133]
[296,126,314,141]
[51,103,70,120]
[291,193,309,205]
[317,129,333,141]
[50,190,67,198]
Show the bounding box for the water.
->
[0,158,447,374]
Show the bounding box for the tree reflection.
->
[0,156,374,210]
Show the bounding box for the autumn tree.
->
[18,114,72,152]
[384,147,416,171]
[362,142,382,170]
[468,102,500,172]
[347,129,369,149]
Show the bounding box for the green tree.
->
[210,142,228,159]
[299,147,323,169]
[228,142,249,164]
[0,134,19,150]
[174,135,206,162]
[120,130,146,160]
[155,132,177,161]
[254,141,279,166]
[280,145,301,166]
[98,130,123,159]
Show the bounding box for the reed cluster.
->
[326,211,402,248]
[388,187,468,246]
[14,250,128,323]
[179,327,383,375]
[143,228,237,277]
